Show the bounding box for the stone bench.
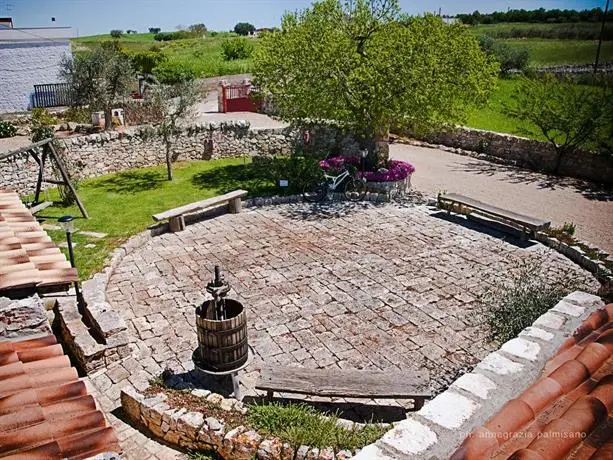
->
[256,365,431,410]
[152,190,248,232]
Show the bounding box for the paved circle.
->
[105,202,598,415]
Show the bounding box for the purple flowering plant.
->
[319,156,415,182]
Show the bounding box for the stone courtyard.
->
[94,201,598,426]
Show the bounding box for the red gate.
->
[219,82,260,113]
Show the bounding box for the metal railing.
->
[33,83,72,108]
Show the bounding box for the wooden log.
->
[169,216,185,233]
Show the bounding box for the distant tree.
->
[149,80,202,180]
[506,74,613,173]
[254,0,498,165]
[110,29,123,38]
[189,23,207,36]
[234,22,256,36]
[149,27,161,34]
[60,42,134,131]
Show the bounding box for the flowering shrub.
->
[319,156,415,182]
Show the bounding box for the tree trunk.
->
[104,108,113,131]
[375,129,390,165]
[166,141,173,181]
[553,147,566,174]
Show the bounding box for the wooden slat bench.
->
[438,193,550,239]
[152,189,248,232]
[256,365,431,410]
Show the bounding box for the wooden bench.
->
[256,365,431,410]
[437,193,550,239]
[152,189,248,232]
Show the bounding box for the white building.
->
[0,26,73,113]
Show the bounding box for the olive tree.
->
[506,74,613,173]
[149,79,202,180]
[253,0,498,165]
[60,42,134,130]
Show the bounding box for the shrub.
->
[221,38,253,61]
[110,29,123,39]
[481,261,576,343]
[62,106,90,124]
[0,121,17,138]
[32,108,58,126]
[479,35,530,74]
[31,124,54,143]
[130,50,167,74]
[153,60,198,84]
[154,30,193,41]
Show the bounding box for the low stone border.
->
[535,233,613,296]
[120,386,355,460]
[354,291,606,459]
[52,296,131,373]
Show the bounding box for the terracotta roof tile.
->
[451,303,613,460]
[517,377,563,414]
[0,190,77,295]
[0,335,120,458]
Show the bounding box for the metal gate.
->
[220,84,259,113]
[33,83,72,108]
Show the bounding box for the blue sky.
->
[5,0,606,36]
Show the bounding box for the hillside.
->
[72,32,256,79]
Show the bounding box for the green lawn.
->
[503,39,612,66]
[72,33,256,78]
[465,77,541,137]
[37,157,283,279]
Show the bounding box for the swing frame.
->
[0,138,88,219]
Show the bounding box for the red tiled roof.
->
[0,190,77,294]
[452,304,613,460]
[0,334,121,459]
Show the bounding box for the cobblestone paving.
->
[95,202,598,456]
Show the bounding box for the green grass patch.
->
[502,39,613,66]
[35,157,288,279]
[472,22,610,41]
[465,77,542,138]
[247,402,389,451]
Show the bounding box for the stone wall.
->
[0,295,52,339]
[0,121,359,196]
[120,386,355,460]
[417,126,613,185]
[0,41,71,113]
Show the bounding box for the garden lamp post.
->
[360,149,368,174]
[58,215,81,303]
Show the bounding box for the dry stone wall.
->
[0,121,358,196]
[417,126,613,185]
[0,121,298,196]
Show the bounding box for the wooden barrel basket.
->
[195,299,248,372]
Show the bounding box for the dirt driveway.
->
[391,143,613,253]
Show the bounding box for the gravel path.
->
[391,143,613,253]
